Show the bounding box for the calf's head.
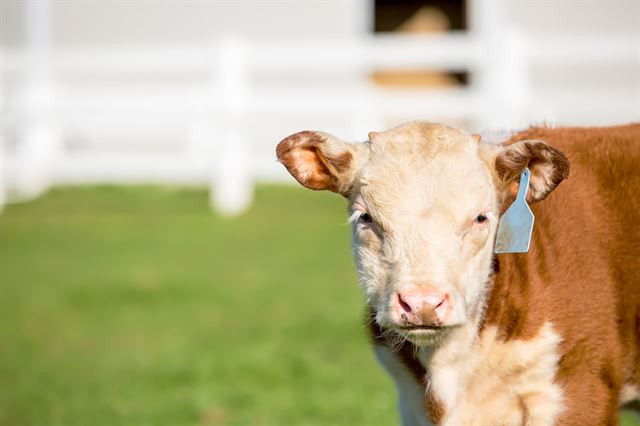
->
[277,122,569,346]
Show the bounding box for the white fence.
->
[1,6,637,215]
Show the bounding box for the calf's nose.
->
[395,287,451,326]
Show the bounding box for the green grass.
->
[0,185,638,426]
[0,186,395,426]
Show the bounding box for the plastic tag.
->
[494,168,534,254]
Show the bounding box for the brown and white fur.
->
[276,122,640,425]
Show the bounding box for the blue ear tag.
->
[494,168,534,254]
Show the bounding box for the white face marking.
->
[349,122,499,345]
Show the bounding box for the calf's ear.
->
[495,140,570,203]
[276,130,358,196]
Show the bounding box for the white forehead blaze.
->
[356,122,496,229]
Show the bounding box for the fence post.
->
[0,86,5,211]
[0,137,4,211]
[210,35,252,216]
[16,0,59,201]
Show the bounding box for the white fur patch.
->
[620,384,640,405]
[426,322,564,426]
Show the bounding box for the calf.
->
[276,122,640,425]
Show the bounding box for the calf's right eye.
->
[359,212,373,224]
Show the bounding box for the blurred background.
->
[0,1,638,425]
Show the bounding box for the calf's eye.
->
[359,212,373,224]
[475,214,488,224]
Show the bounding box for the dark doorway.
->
[372,0,468,87]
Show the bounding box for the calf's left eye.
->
[475,214,488,224]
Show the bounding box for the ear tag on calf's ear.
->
[494,168,535,254]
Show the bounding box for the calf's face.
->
[277,122,568,346]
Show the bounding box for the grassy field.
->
[0,186,638,426]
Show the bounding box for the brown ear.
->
[495,140,570,203]
[276,130,357,196]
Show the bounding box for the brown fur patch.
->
[484,123,640,424]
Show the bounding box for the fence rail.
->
[1,30,637,214]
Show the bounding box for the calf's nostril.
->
[397,293,413,313]
[434,295,447,309]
